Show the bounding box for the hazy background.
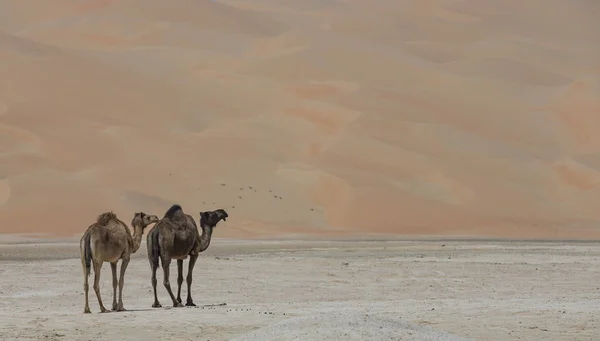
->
[0,0,599,239]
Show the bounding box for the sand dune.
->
[0,178,9,205]
[0,0,599,238]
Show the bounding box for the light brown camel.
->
[147,204,228,308]
[80,211,159,313]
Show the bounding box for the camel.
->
[147,204,228,308]
[80,211,159,314]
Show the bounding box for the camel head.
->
[131,212,159,230]
[199,209,228,228]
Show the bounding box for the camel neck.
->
[198,224,213,253]
[131,225,144,253]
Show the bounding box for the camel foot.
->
[100,308,110,313]
[112,306,118,311]
[117,307,127,312]
[186,301,196,307]
[173,302,184,308]
[83,307,91,314]
[152,302,162,308]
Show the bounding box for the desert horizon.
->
[1,0,599,240]
[2,2,600,339]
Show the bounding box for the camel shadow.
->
[135,303,227,312]
[86,303,228,314]
[121,308,155,312]
[163,303,227,310]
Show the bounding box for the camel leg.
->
[92,260,109,313]
[116,256,130,311]
[185,254,198,307]
[161,256,183,307]
[176,260,184,304]
[82,261,91,314]
[151,260,161,308]
[111,262,118,311]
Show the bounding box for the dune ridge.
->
[0,0,599,239]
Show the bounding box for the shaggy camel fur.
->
[147,204,228,308]
[80,211,159,313]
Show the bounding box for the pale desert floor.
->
[0,238,599,341]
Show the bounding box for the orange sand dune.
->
[0,0,599,239]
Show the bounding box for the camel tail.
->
[148,227,161,268]
[82,231,92,277]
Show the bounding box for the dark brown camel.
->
[146,204,228,307]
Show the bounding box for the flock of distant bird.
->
[79,204,228,313]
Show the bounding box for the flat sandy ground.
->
[1,238,598,341]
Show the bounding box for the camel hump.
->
[164,204,183,219]
[96,211,118,225]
